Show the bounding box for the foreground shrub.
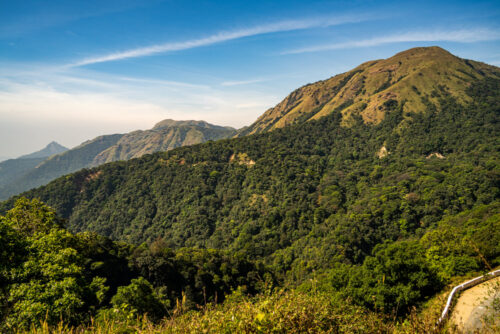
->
[160,289,393,333]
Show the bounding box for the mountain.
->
[0,157,46,187]
[0,46,499,329]
[0,141,68,189]
[91,119,235,166]
[0,134,123,200]
[18,141,68,159]
[0,120,236,200]
[2,47,498,253]
[238,46,497,136]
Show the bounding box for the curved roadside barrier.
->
[437,269,500,327]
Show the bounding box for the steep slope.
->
[0,134,123,200]
[18,141,68,159]
[92,119,235,166]
[1,48,498,283]
[238,46,499,136]
[0,157,45,187]
[0,141,68,187]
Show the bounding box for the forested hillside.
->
[3,69,498,277]
[0,120,234,201]
[0,48,499,331]
[0,199,265,330]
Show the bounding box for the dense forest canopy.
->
[0,48,499,331]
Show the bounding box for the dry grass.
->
[19,286,497,334]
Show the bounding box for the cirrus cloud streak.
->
[283,28,500,54]
[72,14,373,67]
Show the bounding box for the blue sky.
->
[0,0,499,157]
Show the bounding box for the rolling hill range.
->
[0,120,235,200]
[1,46,499,330]
[2,47,498,266]
[238,46,498,136]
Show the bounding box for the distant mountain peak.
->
[0,119,237,200]
[19,141,68,159]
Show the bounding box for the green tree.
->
[110,277,167,321]
[2,198,108,329]
[332,240,443,315]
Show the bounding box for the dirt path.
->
[451,276,500,332]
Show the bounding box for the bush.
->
[108,277,167,322]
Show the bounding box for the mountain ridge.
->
[238,46,499,136]
[18,141,68,159]
[2,47,497,259]
[0,142,69,192]
[92,119,235,166]
[0,119,235,200]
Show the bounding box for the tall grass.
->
[18,289,453,334]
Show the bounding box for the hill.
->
[2,47,498,262]
[0,120,235,200]
[0,157,46,187]
[92,119,235,166]
[238,46,498,136]
[0,141,68,189]
[18,141,68,159]
[0,46,499,331]
[0,134,123,201]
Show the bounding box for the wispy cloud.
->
[117,76,210,89]
[283,28,500,54]
[71,14,372,67]
[0,62,280,155]
[221,78,267,86]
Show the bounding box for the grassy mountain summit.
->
[91,119,235,166]
[239,46,499,136]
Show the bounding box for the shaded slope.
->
[0,157,45,187]
[0,134,123,200]
[238,46,499,136]
[0,141,68,189]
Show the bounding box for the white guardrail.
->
[437,268,500,327]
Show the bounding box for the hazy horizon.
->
[1,0,500,157]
